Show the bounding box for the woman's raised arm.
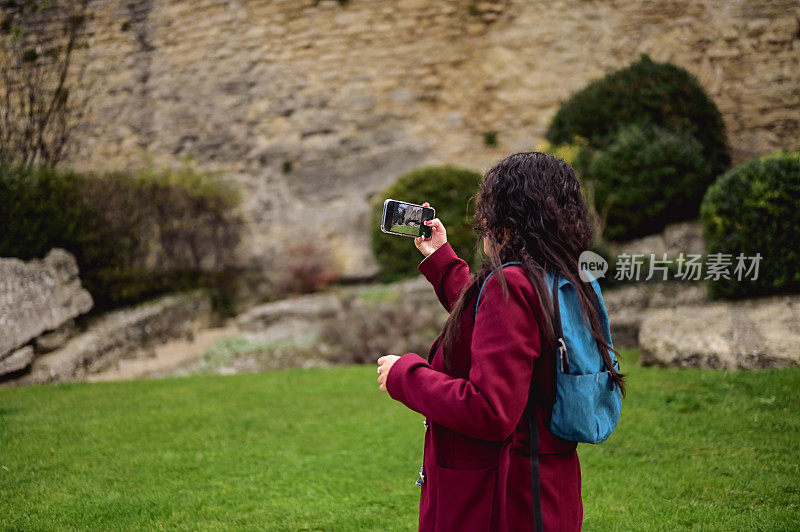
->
[414,210,471,312]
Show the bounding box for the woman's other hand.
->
[376,354,400,392]
[414,202,447,257]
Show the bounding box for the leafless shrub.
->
[279,242,340,295]
[319,290,446,364]
[0,0,92,166]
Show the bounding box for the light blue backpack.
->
[475,262,622,444]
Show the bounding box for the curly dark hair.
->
[440,151,625,394]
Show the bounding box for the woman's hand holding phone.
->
[415,202,447,257]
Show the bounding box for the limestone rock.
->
[0,346,35,376]
[606,307,642,349]
[201,275,445,375]
[610,221,705,258]
[11,291,212,385]
[236,292,344,332]
[639,295,800,369]
[317,278,447,365]
[662,221,705,256]
[0,248,93,362]
[603,282,708,348]
[237,276,437,347]
[34,320,77,354]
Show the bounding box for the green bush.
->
[700,151,800,299]
[0,161,242,311]
[546,54,730,181]
[0,162,89,260]
[545,56,731,242]
[586,124,710,240]
[370,165,482,282]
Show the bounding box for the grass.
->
[349,285,404,305]
[196,334,320,374]
[389,224,420,236]
[1,349,798,530]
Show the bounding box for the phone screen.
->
[382,200,434,238]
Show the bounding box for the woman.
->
[376,152,624,531]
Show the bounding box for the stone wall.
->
[44,0,800,283]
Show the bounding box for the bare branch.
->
[0,0,91,166]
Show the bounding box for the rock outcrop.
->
[196,276,447,375]
[639,294,800,369]
[237,292,344,339]
[11,291,212,385]
[604,282,708,348]
[609,221,705,258]
[0,249,93,377]
[0,346,35,376]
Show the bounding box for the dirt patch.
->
[86,323,239,382]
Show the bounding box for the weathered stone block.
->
[0,346,35,377]
[639,295,800,369]
[0,249,93,361]
[34,320,77,354]
[10,291,212,385]
[236,292,344,332]
[604,282,708,349]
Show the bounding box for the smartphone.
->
[381,199,435,239]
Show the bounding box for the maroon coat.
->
[386,242,583,532]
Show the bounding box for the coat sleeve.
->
[417,242,471,313]
[386,268,541,441]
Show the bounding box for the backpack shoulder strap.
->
[473,261,523,322]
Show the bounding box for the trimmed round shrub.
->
[586,124,710,240]
[700,151,800,299]
[370,165,482,282]
[546,54,731,183]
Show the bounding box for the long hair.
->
[440,151,625,395]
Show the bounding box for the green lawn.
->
[1,350,798,530]
[389,224,420,236]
